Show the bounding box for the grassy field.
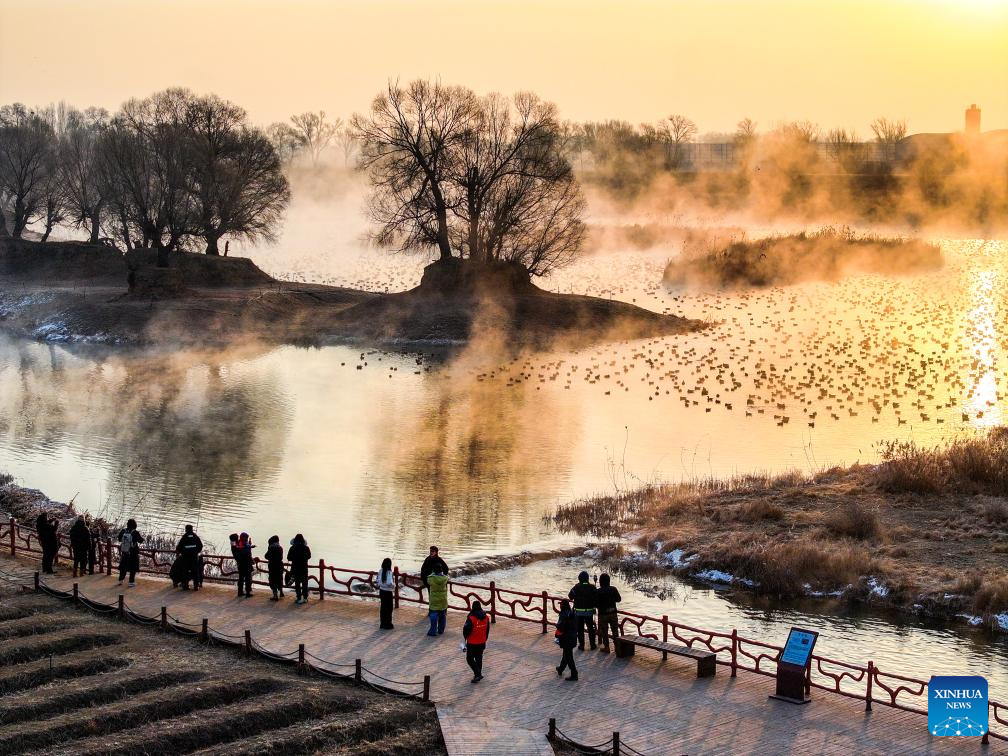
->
[0,584,445,755]
[550,428,1008,626]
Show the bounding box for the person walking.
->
[555,599,579,681]
[231,532,255,597]
[287,533,311,604]
[265,535,285,601]
[462,600,490,683]
[377,557,395,629]
[420,546,448,587]
[596,573,623,653]
[69,516,91,578]
[174,525,203,590]
[426,568,448,636]
[35,511,59,575]
[117,519,143,587]
[568,571,598,651]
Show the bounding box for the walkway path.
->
[0,554,978,755]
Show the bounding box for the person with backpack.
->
[426,568,448,636]
[377,557,395,629]
[265,535,285,601]
[231,532,255,598]
[35,511,59,575]
[568,571,598,651]
[174,525,203,590]
[555,599,579,681]
[117,519,143,587]
[69,516,91,578]
[287,533,311,604]
[462,599,490,682]
[596,573,623,652]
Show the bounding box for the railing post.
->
[423,675,431,701]
[245,629,252,655]
[489,581,497,624]
[161,606,167,630]
[201,618,209,641]
[983,705,989,744]
[73,582,79,601]
[865,661,873,712]
[612,731,620,755]
[805,662,812,696]
[298,643,306,673]
[33,571,39,591]
[318,559,325,600]
[9,517,15,556]
[731,629,738,678]
[118,594,124,618]
[393,566,400,609]
[541,591,548,634]
[106,539,112,576]
[355,658,362,682]
[548,718,556,741]
[662,615,669,661]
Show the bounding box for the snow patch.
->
[867,577,889,598]
[662,548,697,568]
[694,568,756,587]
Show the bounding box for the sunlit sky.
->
[1,0,1006,135]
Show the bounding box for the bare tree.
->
[333,123,357,167]
[870,117,907,162]
[735,118,758,144]
[60,107,110,243]
[184,94,290,254]
[0,104,56,238]
[290,111,340,165]
[784,120,821,143]
[825,128,868,173]
[655,114,698,168]
[266,122,303,165]
[352,80,480,262]
[451,92,585,275]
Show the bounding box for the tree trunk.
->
[154,240,170,268]
[205,234,220,255]
[0,208,8,237]
[41,223,52,243]
[12,199,27,239]
[88,210,101,243]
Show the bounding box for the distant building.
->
[965,104,981,134]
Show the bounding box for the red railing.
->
[3,515,1004,742]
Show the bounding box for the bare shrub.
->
[824,500,881,540]
[735,500,785,522]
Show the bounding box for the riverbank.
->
[0,239,704,349]
[549,429,1008,632]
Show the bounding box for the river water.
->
[1,234,1007,693]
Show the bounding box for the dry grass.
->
[824,500,882,540]
[876,427,1008,495]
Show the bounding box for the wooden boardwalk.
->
[0,554,987,755]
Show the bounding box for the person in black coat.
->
[595,573,622,652]
[555,600,579,681]
[69,516,91,577]
[36,511,60,575]
[419,546,448,588]
[87,524,100,574]
[286,533,311,604]
[265,535,285,601]
[230,532,255,598]
[174,525,203,590]
[117,518,143,586]
[568,571,598,651]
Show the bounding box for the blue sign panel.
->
[929,676,988,737]
[780,628,816,667]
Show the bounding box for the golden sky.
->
[1,0,1005,135]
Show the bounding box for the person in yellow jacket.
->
[427,569,449,636]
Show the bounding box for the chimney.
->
[965,104,981,134]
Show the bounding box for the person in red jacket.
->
[462,600,491,683]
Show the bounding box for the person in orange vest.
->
[462,599,491,683]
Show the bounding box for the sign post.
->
[769,627,818,705]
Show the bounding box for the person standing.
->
[35,511,59,575]
[426,569,448,636]
[462,600,490,683]
[174,525,203,590]
[420,546,448,587]
[555,599,579,681]
[69,516,91,578]
[117,519,143,587]
[595,573,622,653]
[287,533,311,604]
[377,557,395,629]
[568,571,598,651]
[265,535,285,601]
[87,523,100,575]
[231,532,255,598]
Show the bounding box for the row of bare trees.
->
[352,81,585,278]
[0,90,290,266]
[267,111,357,167]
